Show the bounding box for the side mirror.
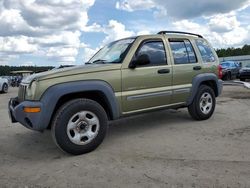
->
[129,54,150,68]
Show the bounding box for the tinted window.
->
[135,41,167,66]
[195,39,215,63]
[169,39,197,64]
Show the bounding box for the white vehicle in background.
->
[0,77,9,93]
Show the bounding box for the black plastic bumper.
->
[8,97,44,131]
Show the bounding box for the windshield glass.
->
[88,38,135,64]
[220,62,230,68]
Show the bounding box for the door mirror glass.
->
[129,54,150,68]
[136,54,150,66]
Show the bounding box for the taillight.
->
[218,65,223,79]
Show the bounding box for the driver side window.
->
[134,41,167,66]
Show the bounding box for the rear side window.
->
[195,39,216,63]
[135,41,167,66]
[169,39,197,64]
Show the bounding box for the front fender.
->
[14,80,120,131]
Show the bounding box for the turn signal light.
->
[23,107,41,113]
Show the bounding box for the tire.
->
[1,83,8,93]
[188,85,216,121]
[240,78,245,81]
[227,72,231,80]
[51,98,108,155]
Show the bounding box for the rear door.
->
[168,38,202,103]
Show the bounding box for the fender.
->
[187,73,223,105]
[41,80,120,122]
[10,80,120,131]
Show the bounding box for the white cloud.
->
[0,36,37,53]
[114,0,250,48]
[116,0,250,19]
[116,0,155,12]
[0,0,95,65]
[208,14,240,33]
[137,30,151,35]
[79,19,135,62]
[172,19,249,48]
[102,20,135,44]
[82,47,99,62]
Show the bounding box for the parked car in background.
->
[220,61,241,80]
[0,77,9,93]
[239,64,250,81]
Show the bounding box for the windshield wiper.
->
[91,59,108,64]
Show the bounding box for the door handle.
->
[158,69,170,74]
[193,66,202,70]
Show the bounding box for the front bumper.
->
[239,72,250,79]
[8,97,44,131]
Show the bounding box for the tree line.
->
[0,66,54,76]
[216,44,250,57]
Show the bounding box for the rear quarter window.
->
[195,39,216,63]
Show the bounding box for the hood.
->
[22,63,121,84]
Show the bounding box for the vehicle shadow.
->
[2,108,192,161]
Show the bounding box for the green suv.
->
[9,31,223,155]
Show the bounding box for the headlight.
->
[26,80,37,98]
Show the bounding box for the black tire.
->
[1,83,8,93]
[240,78,245,81]
[188,85,216,121]
[227,72,231,80]
[51,98,108,155]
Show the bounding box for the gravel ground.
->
[0,85,250,188]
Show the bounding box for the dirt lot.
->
[0,85,250,187]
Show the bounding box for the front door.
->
[121,38,172,114]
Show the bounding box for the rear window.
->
[169,39,197,64]
[195,39,216,63]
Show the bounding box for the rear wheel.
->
[188,85,216,120]
[51,98,108,155]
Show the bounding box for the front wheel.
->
[51,98,108,155]
[188,85,216,120]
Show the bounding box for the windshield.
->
[88,38,135,64]
[220,62,230,68]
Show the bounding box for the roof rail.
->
[157,31,203,38]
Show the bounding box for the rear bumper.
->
[8,98,45,131]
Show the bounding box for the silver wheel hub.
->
[199,92,213,115]
[67,111,100,145]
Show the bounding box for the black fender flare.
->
[187,73,223,105]
[39,80,120,129]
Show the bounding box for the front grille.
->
[18,84,27,102]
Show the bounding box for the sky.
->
[0,0,249,67]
